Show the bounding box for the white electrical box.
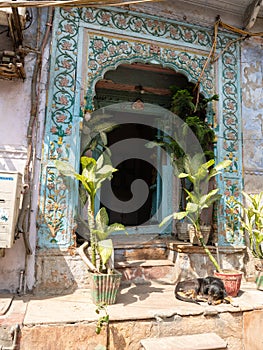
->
[0,171,23,248]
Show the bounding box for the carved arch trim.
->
[38,7,243,248]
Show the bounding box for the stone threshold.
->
[35,234,247,255]
[116,259,175,268]
[1,281,262,350]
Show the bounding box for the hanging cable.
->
[194,17,263,105]
[0,0,160,9]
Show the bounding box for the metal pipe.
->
[215,243,221,270]
[17,270,24,295]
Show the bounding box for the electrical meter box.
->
[0,171,23,248]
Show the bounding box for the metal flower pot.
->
[90,269,122,305]
[189,225,211,245]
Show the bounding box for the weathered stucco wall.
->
[0,9,49,293]
[0,55,33,293]
[241,37,263,193]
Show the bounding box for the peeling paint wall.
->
[241,37,263,193]
[0,57,33,293]
[0,9,50,292]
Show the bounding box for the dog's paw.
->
[224,296,239,307]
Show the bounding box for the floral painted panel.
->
[85,32,214,111]
[38,7,243,248]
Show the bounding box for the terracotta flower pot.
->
[214,269,242,297]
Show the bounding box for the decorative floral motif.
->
[222,180,243,244]
[221,39,240,182]
[80,8,213,48]
[87,34,214,106]
[46,12,79,162]
[40,6,242,247]
[43,168,68,244]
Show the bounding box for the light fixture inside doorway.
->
[132,85,145,110]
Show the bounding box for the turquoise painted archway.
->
[38,7,243,248]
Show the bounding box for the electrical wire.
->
[0,0,160,9]
[219,20,263,37]
[194,17,263,99]
[23,8,33,30]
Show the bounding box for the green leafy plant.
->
[227,192,263,259]
[55,155,125,274]
[95,303,109,335]
[161,155,231,272]
[170,88,217,161]
[147,88,217,211]
[81,111,118,158]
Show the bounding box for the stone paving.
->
[20,280,263,325]
[0,280,262,349]
[0,280,262,326]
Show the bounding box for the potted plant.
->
[161,155,231,270]
[160,155,243,296]
[227,191,263,290]
[55,155,125,304]
[147,88,217,240]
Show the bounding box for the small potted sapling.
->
[55,155,125,304]
[227,191,263,290]
[160,155,243,297]
[161,155,231,272]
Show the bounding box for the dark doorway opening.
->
[100,122,161,226]
[88,62,214,232]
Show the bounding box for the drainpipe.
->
[0,324,20,350]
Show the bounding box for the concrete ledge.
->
[20,282,263,325]
[116,259,174,268]
[141,332,227,350]
[168,243,246,254]
[1,281,261,350]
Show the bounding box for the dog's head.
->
[206,284,227,305]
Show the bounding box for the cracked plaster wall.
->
[241,37,263,193]
[0,9,49,293]
[0,56,34,293]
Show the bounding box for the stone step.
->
[113,234,169,262]
[140,332,227,350]
[116,259,175,283]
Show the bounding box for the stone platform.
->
[0,280,262,349]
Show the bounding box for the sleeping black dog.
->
[175,276,230,305]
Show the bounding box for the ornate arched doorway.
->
[38,7,243,249]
